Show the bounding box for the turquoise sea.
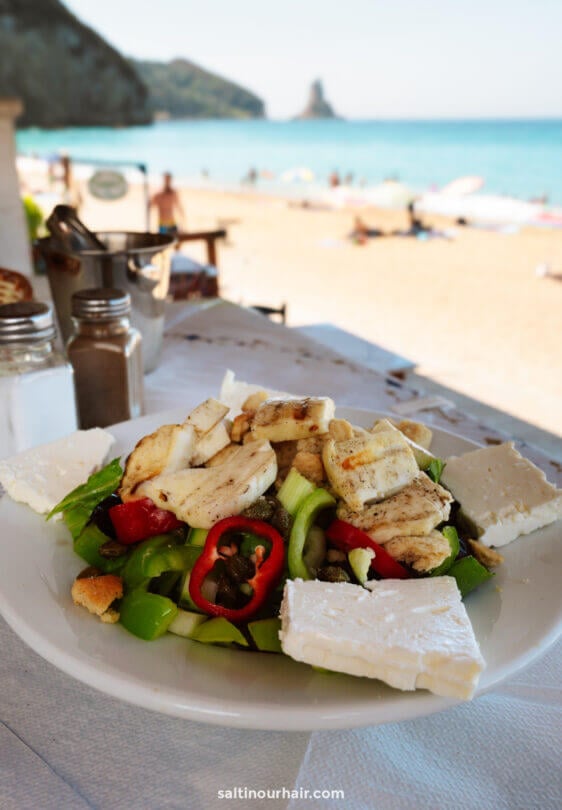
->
[16,118,562,204]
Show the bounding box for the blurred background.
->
[1,0,561,435]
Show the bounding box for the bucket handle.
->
[127,257,161,291]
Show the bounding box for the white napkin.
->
[290,640,562,810]
[1,618,310,810]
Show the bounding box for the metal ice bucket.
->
[36,232,175,373]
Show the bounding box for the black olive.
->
[88,493,122,538]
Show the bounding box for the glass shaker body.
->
[67,289,143,429]
[0,302,77,457]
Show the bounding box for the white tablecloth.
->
[1,300,560,810]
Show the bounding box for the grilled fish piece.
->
[384,530,452,573]
[138,439,277,529]
[337,472,453,542]
[323,422,418,511]
[372,419,435,470]
[185,398,229,435]
[251,397,335,443]
[119,423,195,501]
[190,421,231,466]
[119,398,230,501]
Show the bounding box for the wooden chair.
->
[0,268,33,305]
[168,229,226,301]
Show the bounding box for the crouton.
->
[296,436,326,454]
[392,419,433,450]
[71,572,123,623]
[328,419,355,442]
[242,391,269,412]
[231,412,253,443]
[293,451,325,485]
[467,538,504,568]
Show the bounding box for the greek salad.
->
[49,391,497,663]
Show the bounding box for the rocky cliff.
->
[296,79,338,120]
[132,59,265,120]
[0,0,151,127]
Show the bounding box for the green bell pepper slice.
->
[73,524,124,573]
[277,468,316,516]
[119,590,178,640]
[430,526,460,577]
[142,544,202,579]
[187,527,209,547]
[190,617,249,647]
[288,488,336,580]
[248,617,282,653]
[448,555,494,597]
[239,532,272,558]
[122,534,181,591]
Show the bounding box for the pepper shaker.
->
[67,288,143,429]
[0,301,78,456]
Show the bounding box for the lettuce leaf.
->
[46,458,123,539]
[426,458,445,484]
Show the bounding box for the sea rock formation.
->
[296,80,338,119]
[133,59,265,120]
[0,0,151,127]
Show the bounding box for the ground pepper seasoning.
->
[67,288,143,429]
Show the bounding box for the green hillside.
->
[133,58,265,120]
[0,0,150,127]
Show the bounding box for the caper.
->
[98,539,129,558]
[76,566,102,580]
[242,496,275,521]
[316,566,350,583]
[271,505,292,540]
[225,554,255,583]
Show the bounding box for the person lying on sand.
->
[349,215,385,244]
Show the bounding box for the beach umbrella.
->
[363,180,417,209]
[440,175,484,196]
[280,166,315,183]
[416,192,541,225]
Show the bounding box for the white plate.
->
[0,407,560,731]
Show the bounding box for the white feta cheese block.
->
[219,370,293,416]
[441,442,562,548]
[0,429,115,515]
[279,578,485,700]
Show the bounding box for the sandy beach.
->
[66,181,562,438]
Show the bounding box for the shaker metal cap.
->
[71,288,131,319]
[0,301,56,343]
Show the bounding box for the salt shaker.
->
[0,301,78,457]
[67,288,143,429]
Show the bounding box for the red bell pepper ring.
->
[188,516,285,623]
[326,519,410,579]
[109,498,183,545]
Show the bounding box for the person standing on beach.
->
[60,154,82,212]
[150,172,185,234]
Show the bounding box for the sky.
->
[64,0,562,120]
